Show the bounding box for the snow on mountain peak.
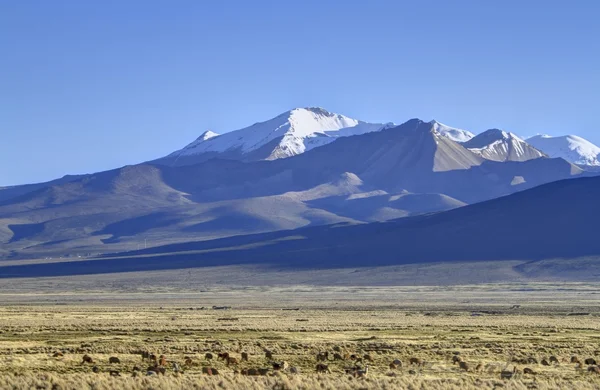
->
[197,130,219,141]
[429,120,475,143]
[167,108,387,162]
[463,128,546,162]
[526,134,600,166]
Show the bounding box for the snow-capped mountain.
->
[526,134,600,167]
[2,116,584,259]
[463,129,546,162]
[161,107,389,166]
[430,120,475,143]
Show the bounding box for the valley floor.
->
[1,284,600,389]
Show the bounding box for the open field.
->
[1,284,600,389]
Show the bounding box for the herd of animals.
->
[52,348,600,379]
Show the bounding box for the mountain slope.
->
[129,175,600,265]
[277,119,580,202]
[527,134,600,166]
[0,175,86,203]
[159,107,388,166]
[464,129,546,162]
[3,176,600,280]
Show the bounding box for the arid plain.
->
[1,274,600,390]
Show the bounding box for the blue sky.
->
[1,0,599,186]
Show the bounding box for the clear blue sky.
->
[1,0,599,186]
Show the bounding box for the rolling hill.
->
[1,175,599,281]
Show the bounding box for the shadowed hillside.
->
[1,176,599,279]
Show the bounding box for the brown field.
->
[1,283,600,389]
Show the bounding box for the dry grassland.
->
[1,300,600,389]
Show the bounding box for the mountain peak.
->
[428,120,475,143]
[464,129,545,162]
[527,134,600,166]
[298,106,333,115]
[162,108,386,165]
[481,128,524,141]
[196,130,219,141]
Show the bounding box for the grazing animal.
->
[353,365,369,377]
[132,366,141,372]
[585,358,597,365]
[205,353,214,360]
[589,366,600,374]
[333,353,344,361]
[226,357,239,366]
[217,352,229,360]
[246,368,258,376]
[109,357,121,364]
[541,359,550,366]
[527,357,538,364]
[549,356,559,364]
[349,354,358,361]
[141,351,150,360]
[109,371,121,377]
[459,361,469,371]
[452,355,462,364]
[147,365,166,375]
[500,366,517,379]
[290,366,299,374]
[392,359,402,367]
[364,354,373,362]
[172,362,182,373]
[92,366,99,373]
[571,356,581,364]
[316,363,331,373]
[184,357,193,367]
[524,367,536,375]
[389,363,398,370]
[316,352,329,362]
[149,353,158,363]
[272,361,288,371]
[409,357,424,366]
[265,350,273,359]
[202,367,217,375]
[258,368,270,376]
[241,352,249,362]
[82,355,94,364]
[159,355,167,366]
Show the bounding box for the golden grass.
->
[0,305,599,389]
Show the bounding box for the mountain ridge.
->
[159,107,390,166]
